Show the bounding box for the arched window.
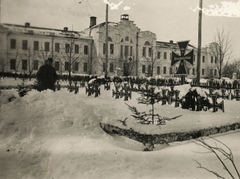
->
[120,36,133,43]
[144,41,151,46]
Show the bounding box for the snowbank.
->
[0,84,240,179]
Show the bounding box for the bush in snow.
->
[126,85,182,125]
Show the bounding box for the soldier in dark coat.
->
[37,58,57,91]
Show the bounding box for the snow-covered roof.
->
[1,23,91,39]
[156,41,196,49]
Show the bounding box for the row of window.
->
[120,45,133,57]
[10,58,217,76]
[10,39,89,54]
[152,50,219,63]
[141,64,217,76]
[9,59,115,73]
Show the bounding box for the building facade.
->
[0,14,219,78]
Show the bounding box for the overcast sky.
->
[2,0,240,59]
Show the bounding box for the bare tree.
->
[97,55,113,76]
[12,50,21,78]
[38,45,51,65]
[140,46,162,77]
[194,137,240,179]
[23,47,38,76]
[87,41,97,75]
[209,28,232,79]
[222,59,240,79]
[60,31,84,78]
[0,50,8,73]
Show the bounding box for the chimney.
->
[169,40,173,43]
[25,22,30,27]
[89,16,97,28]
[63,27,68,32]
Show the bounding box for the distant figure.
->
[37,58,57,91]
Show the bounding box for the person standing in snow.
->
[37,58,57,91]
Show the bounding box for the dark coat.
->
[37,64,57,91]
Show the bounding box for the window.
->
[120,45,123,57]
[210,69,213,76]
[142,65,146,73]
[110,44,114,54]
[148,65,151,75]
[202,56,205,63]
[142,47,146,57]
[148,48,152,57]
[65,62,69,71]
[164,52,167,59]
[103,43,106,54]
[103,63,105,72]
[157,66,160,74]
[22,60,27,70]
[202,69,205,75]
[10,39,16,49]
[124,46,129,57]
[45,42,50,51]
[215,57,217,63]
[55,43,60,52]
[74,62,78,71]
[170,67,173,74]
[75,45,79,54]
[65,44,70,53]
[157,52,160,59]
[33,60,38,70]
[163,66,167,74]
[22,40,28,50]
[10,59,16,70]
[130,46,133,56]
[55,61,59,71]
[110,63,114,72]
[211,56,213,63]
[214,69,217,76]
[84,63,88,72]
[34,41,39,51]
[84,45,88,55]
[192,68,195,75]
[144,41,150,46]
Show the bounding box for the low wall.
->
[99,122,240,146]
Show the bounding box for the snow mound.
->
[0,89,105,144]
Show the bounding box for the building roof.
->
[88,21,118,30]
[1,23,91,39]
[156,40,197,49]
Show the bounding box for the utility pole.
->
[196,0,203,86]
[0,0,1,24]
[105,4,109,78]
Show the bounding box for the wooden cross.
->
[209,95,224,112]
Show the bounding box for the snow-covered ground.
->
[0,78,240,179]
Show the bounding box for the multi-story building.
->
[0,14,219,78]
[0,22,93,75]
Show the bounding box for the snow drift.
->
[0,84,240,179]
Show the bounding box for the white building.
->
[0,14,219,78]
